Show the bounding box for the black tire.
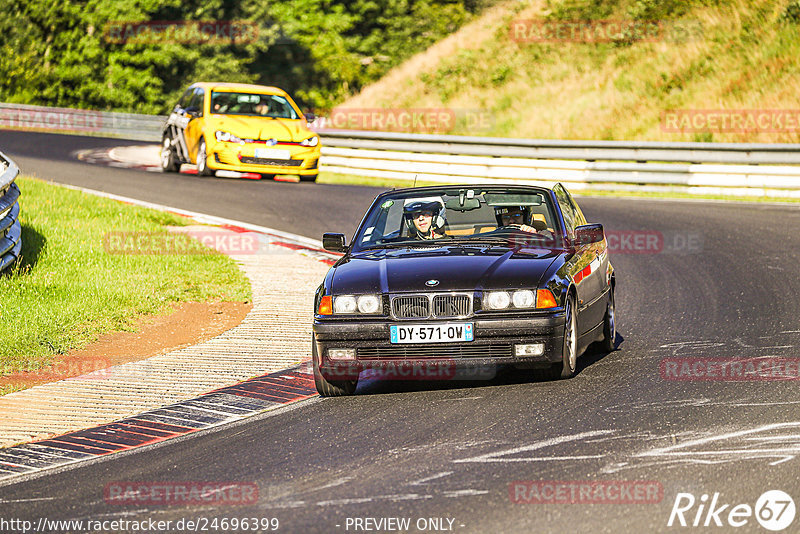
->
[196,139,213,176]
[599,286,616,353]
[160,136,179,172]
[299,173,318,183]
[258,174,275,180]
[312,341,358,396]
[547,293,577,379]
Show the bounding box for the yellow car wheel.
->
[196,139,213,177]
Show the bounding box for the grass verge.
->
[0,176,251,381]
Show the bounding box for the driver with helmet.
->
[404,200,445,240]
[495,205,544,234]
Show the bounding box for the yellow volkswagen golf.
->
[160,82,320,182]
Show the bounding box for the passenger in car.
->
[404,201,445,240]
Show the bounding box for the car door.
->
[183,87,205,163]
[554,183,597,336]
[561,184,608,332]
[163,88,194,162]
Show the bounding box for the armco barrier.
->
[0,151,22,272]
[0,102,165,142]
[2,102,800,197]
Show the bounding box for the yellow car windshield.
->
[210,91,299,119]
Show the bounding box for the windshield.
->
[210,91,300,119]
[352,187,560,252]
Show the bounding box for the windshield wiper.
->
[445,236,513,246]
[359,241,444,250]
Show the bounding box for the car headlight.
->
[484,291,511,310]
[300,136,319,147]
[215,130,243,144]
[333,295,382,314]
[512,290,535,308]
[356,295,381,314]
[333,295,357,314]
[484,290,536,310]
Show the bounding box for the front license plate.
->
[390,323,474,344]
[254,148,291,160]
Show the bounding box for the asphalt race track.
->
[2,131,800,533]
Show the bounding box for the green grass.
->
[0,176,251,376]
[341,0,800,144]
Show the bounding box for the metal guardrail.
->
[0,151,22,272]
[2,102,800,197]
[0,102,165,142]
[319,129,800,165]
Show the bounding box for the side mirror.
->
[304,112,316,123]
[574,223,604,247]
[184,106,200,117]
[323,233,348,253]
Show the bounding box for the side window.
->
[553,184,577,236]
[176,88,193,110]
[186,88,204,116]
[565,188,587,226]
[194,88,205,116]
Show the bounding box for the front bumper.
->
[207,141,320,176]
[313,313,566,380]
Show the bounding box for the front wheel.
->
[299,173,318,183]
[196,139,213,176]
[548,293,577,379]
[160,136,179,172]
[312,341,358,396]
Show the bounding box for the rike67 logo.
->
[668,490,796,531]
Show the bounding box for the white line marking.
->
[0,497,57,503]
[316,494,432,506]
[636,422,800,460]
[443,489,489,497]
[317,476,354,490]
[453,430,613,463]
[408,471,453,486]
[51,182,327,249]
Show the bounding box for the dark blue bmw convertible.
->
[313,184,615,395]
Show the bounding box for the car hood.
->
[209,115,312,142]
[330,246,561,294]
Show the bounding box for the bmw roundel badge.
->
[425,279,439,287]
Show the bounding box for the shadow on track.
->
[353,332,626,396]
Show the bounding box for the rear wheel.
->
[258,174,275,180]
[312,341,358,396]
[160,136,179,172]
[599,286,616,353]
[196,139,212,176]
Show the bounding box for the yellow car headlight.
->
[300,136,319,147]
[215,130,244,144]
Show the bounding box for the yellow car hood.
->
[209,116,313,142]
